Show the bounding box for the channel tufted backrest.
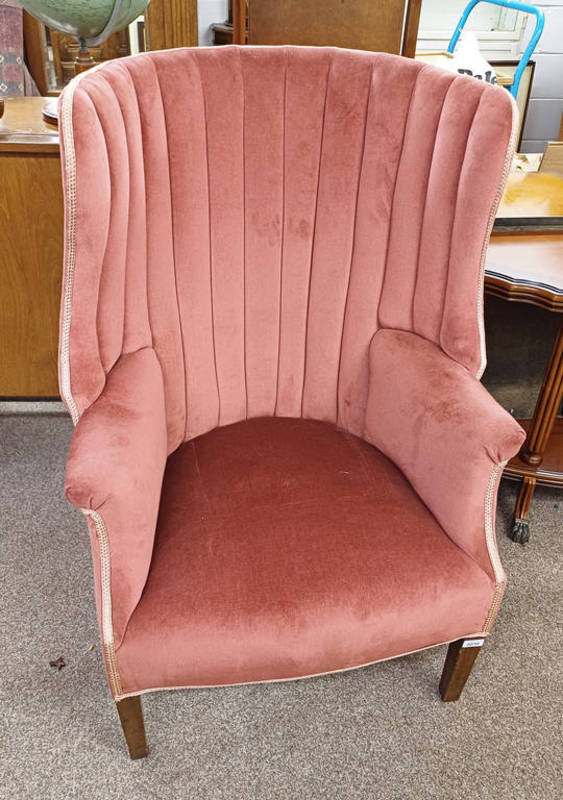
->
[59,46,516,452]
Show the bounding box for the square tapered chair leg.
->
[439,638,484,702]
[116,696,148,759]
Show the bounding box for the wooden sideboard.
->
[0,97,62,397]
[486,231,562,542]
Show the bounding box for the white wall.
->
[519,1,563,152]
[417,0,527,60]
[198,0,229,46]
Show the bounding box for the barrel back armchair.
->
[59,46,525,759]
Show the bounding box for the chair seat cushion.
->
[116,418,494,694]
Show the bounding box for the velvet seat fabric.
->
[58,46,525,701]
[117,417,495,694]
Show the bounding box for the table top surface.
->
[494,171,563,233]
[486,234,563,293]
[0,97,59,153]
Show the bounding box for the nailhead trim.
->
[476,93,518,380]
[483,461,507,633]
[83,509,122,697]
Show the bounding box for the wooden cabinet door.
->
[248,0,421,56]
[0,99,62,397]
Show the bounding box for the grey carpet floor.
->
[0,413,561,800]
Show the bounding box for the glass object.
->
[19,0,149,46]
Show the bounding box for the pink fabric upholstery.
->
[59,46,523,699]
[364,330,525,580]
[65,348,167,647]
[117,417,495,694]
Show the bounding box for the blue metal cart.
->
[447,0,545,97]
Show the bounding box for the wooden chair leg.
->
[439,638,484,702]
[116,696,148,759]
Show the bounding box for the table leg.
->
[511,476,537,543]
[511,326,563,543]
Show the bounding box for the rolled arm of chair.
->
[65,347,168,649]
[363,329,525,582]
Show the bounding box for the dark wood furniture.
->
[50,29,131,88]
[22,11,50,96]
[0,97,62,397]
[116,697,148,760]
[211,0,249,47]
[144,0,198,50]
[485,232,563,543]
[227,0,422,56]
[439,638,485,702]
[211,20,247,46]
[232,0,247,47]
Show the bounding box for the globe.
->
[18,0,149,47]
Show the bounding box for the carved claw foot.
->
[511,518,530,544]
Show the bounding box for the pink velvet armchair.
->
[59,46,525,759]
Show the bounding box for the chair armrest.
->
[65,347,167,649]
[363,330,525,584]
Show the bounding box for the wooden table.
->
[0,97,62,397]
[486,227,562,544]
